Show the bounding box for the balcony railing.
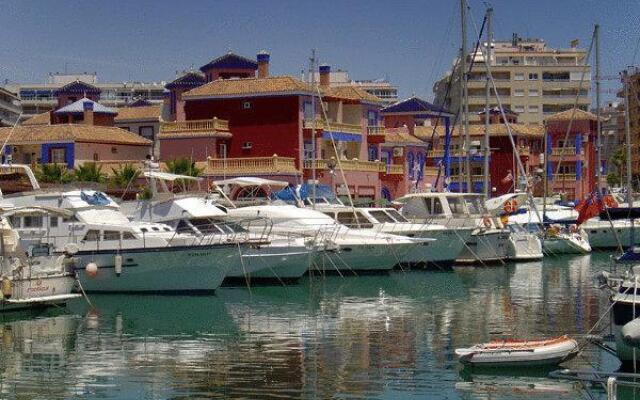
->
[304,159,383,173]
[367,126,386,135]
[160,118,230,135]
[382,164,404,175]
[303,120,363,135]
[427,149,466,158]
[552,173,577,181]
[551,147,577,156]
[206,156,299,176]
[450,174,485,182]
[424,167,440,177]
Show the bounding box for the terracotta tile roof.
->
[0,124,152,146]
[183,76,315,99]
[114,105,162,122]
[22,112,51,126]
[418,123,545,139]
[545,108,598,122]
[323,86,384,104]
[383,128,427,145]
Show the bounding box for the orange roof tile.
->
[114,105,162,122]
[383,128,427,145]
[22,112,51,126]
[417,123,545,139]
[323,86,384,104]
[545,108,598,122]
[0,124,152,146]
[183,76,315,99]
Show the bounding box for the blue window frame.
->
[407,151,415,179]
[368,146,378,161]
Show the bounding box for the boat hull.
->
[456,230,510,264]
[400,228,472,269]
[312,242,414,274]
[543,234,591,254]
[456,338,579,367]
[224,242,312,284]
[508,233,543,261]
[1,273,80,311]
[74,244,236,293]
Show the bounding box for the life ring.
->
[503,199,518,214]
[483,217,492,228]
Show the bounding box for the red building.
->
[544,108,599,200]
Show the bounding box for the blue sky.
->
[1,0,638,103]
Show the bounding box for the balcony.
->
[517,146,531,156]
[303,120,363,135]
[450,174,485,183]
[304,158,383,173]
[382,164,404,175]
[160,118,231,138]
[367,126,386,135]
[427,149,465,158]
[551,147,577,156]
[206,156,299,176]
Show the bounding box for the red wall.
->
[160,137,219,161]
[184,96,301,163]
[490,137,516,195]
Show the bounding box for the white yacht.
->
[395,192,510,264]
[0,165,236,293]
[315,205,467,269]
[120,171,314,284]
[0,207,80,310]
[228,204,419,274]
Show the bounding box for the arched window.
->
[407,151,415,179]
[368,146,378,161]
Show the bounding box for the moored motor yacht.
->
[395,192,510,264]
[120,171,314,284]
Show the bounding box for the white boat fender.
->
[115,255,123,277]
[1,277,11,299]
[622,318,640,347]
[86,262,98,278]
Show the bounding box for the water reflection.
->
[0,254,623,399]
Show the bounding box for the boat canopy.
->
[143,171,202,182]
[213,177,290,188]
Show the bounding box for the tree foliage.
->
[110,164,140,188]
[35,163,74,184]
[74,162,106,183]
[164,157,203,177]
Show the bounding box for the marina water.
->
[0,253,630,399]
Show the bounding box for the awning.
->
[143,171,202,182]
[213,177,290,188]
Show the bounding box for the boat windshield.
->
[335,211,374,229]
[368,210,396,223]
[385,209,409,222]
[447,197,468,216]
[465,196,487,215]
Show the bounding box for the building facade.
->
[311,69,398,106]
[433,35,591,125]
[0,87,21,127]
[3,72,166,120]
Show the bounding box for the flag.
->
[501,171,513,184]
[575,191,617,225]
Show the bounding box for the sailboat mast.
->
[595,24,602,193]
[461,0,471,192]
[483,7,493,198]
[310,49,317,209]
[624,69,634,247]
[543,123,548,221]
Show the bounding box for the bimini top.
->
[144,171,202,182]
[213,177,290,188]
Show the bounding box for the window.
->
[50,216,58,228]
[139,126,154,140]
[122,232,136,240]
[23,215,43,228]
[50,148,66,164]
[529,89,539,97]
[514,73,525,81]
[93,153,99,161]
[83,230,100,241]
[407,152,415,178]
[514,105,525,113]
[369,210,396,223]
[303,141,314,160]
[243,101,251,109]
[514,89,525,97]
[121,126,130,132]
[386,209,409,222]
[528,73,539,80]
[447,197,466,215]
[528,105,539,113]
[140,228,148,233]
[8,216,20,228]
[426,198,444,215]
[103,231,121,241]
[303,102,314,121]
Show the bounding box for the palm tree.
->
[35,163,74,184]
[111,164,140,188]
[74,162,106,183]
[165,157,203,177]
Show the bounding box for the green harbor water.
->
[0,253,634,399]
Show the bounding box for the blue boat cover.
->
[81,191,111,206]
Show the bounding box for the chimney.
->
[83,100,94,125]
[257,51,270,78]
[319,64,331,88]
